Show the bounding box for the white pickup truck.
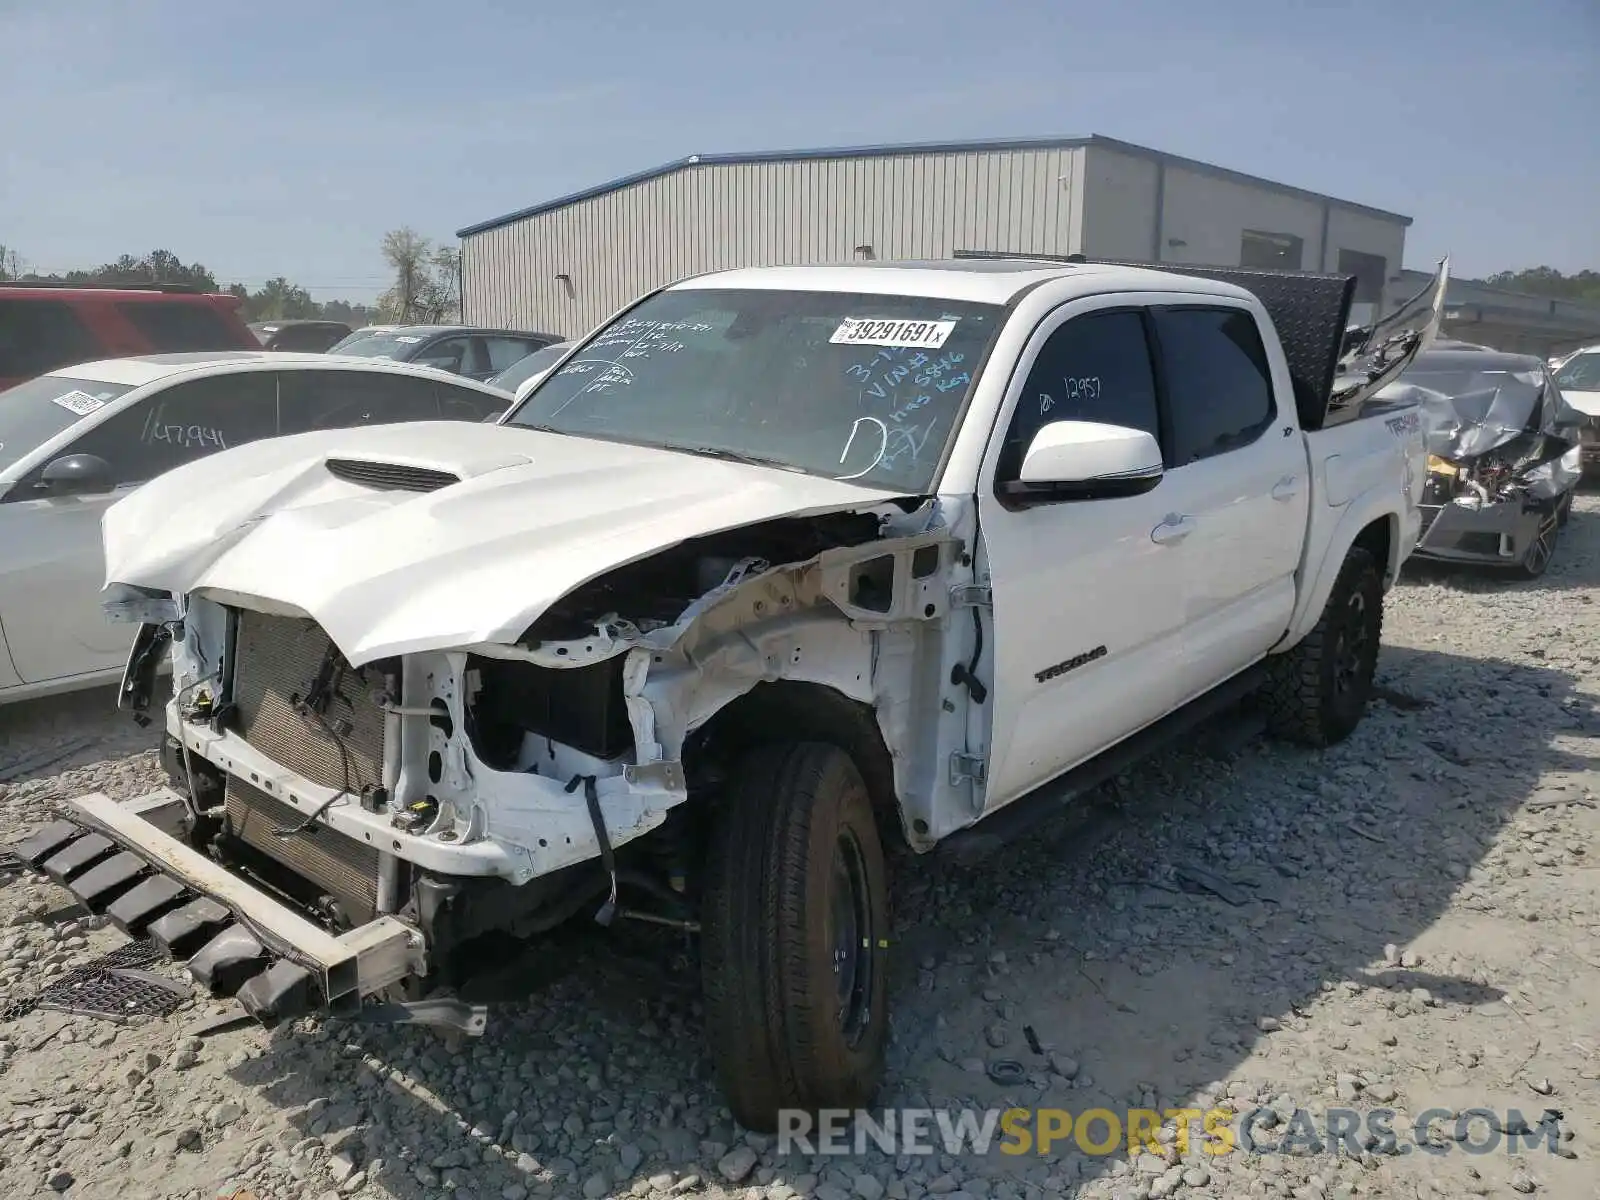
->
[14,253,1445,1132]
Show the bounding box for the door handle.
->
[1151,515,1195,545]
[1271,475,1303,502]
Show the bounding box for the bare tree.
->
[377,228,461,323]
[0,244,25,281]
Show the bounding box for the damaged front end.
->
[17,491,979,1032]
[1378,343,1584,571]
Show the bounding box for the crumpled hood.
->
[103,421,902,665]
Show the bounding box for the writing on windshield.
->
[510,288,1004,492]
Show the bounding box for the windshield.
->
[0,375,134,472]
[328,331,422,360]
[1554,351,1600,392]
[506,288,1004,491]
[488,341,575,392]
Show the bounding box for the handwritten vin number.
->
[830,318,956,349]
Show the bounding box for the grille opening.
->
[325,458,461,492]
[466,653,633,767]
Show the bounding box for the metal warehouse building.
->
[457,134,1412,338]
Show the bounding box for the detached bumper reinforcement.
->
[10,789,422,1026]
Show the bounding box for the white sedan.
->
[0,351,512,704]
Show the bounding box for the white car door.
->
[975,300,1193,810]
[1147,304,1308,703]
[0,373,279,686]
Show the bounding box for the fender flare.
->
[1278,492,1405,650]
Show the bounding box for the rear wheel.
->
[700,742,889,1132]
[1263,546,1384,747]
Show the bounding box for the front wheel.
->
[1513,510,1560,579]
[1263,545,1384,748]
[700,742,889,1132]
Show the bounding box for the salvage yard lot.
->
[1,499,1598,1200]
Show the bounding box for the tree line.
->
[1483,267,1600,306]
[6,237,1597,319]
[0,227,461,327]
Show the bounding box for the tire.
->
[700,742,889,1132]
[1263,546,1384,748]
[1556,490,1573,528]
[1512,510,1559,579]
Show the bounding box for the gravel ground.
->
[1,495,1598,1200]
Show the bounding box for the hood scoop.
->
[325,458,462,493]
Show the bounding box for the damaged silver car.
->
[1378,340,1584,578]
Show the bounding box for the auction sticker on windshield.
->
[830,318,957,349]
[48,390,107,416]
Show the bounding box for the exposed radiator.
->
[225,776,380,923]
[231,611,387,794]
[226,609,388,924]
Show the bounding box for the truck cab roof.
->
[673,258,1258,307]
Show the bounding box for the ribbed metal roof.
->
[456,133,1413,239]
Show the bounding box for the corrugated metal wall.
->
[461,147,1087,336]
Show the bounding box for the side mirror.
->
[37,453,113,496]
[1008,421,1163,502]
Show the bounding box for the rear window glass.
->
[0,374,134,474]
[0,300,102,381]
[328,332,422,360]
[116,302,243,351]
[267,325,347,352]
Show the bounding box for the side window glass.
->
[1153,308,1276,465]
[436,381,508,422]
[413,337,470,374]
[483,336,542,373]
[996,310,1160,482]
[278,370,441,433]
[60,373,278,488]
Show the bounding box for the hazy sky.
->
[2,0,1594,302]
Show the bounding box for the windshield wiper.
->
[665,444,806,472]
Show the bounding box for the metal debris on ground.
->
[0,940,180,1024]
[1172,863,1254,907]
[1022,1023,1044,1056]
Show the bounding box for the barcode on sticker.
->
[830,318,956,349]
[49,390,106,416]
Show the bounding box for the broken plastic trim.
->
[335,997,488,1035]
[1328,258,1449,415]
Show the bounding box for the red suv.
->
[0,283,259,391]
